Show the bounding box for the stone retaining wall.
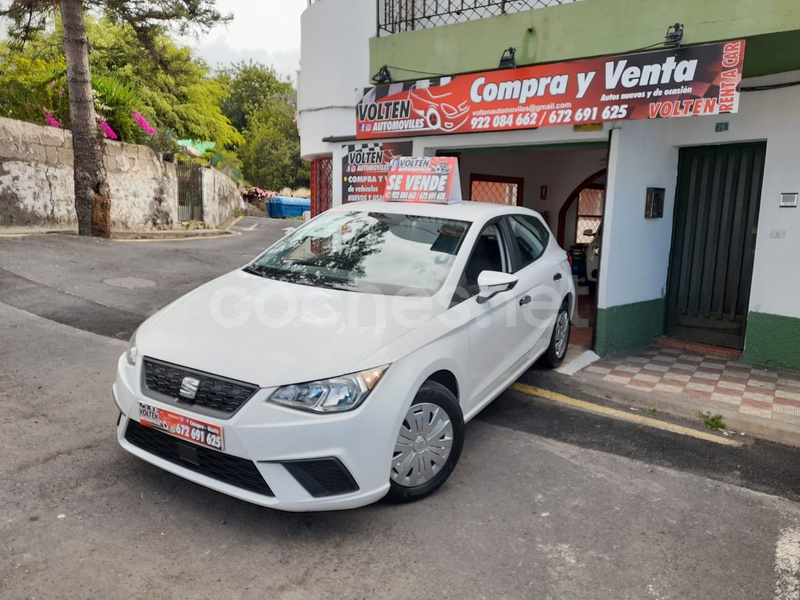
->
[0,117,239,230]
[202,166,243,229]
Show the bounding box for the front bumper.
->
[113,354,416,511]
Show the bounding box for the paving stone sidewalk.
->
[577,346,800,430]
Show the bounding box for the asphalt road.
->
[2,217,799,600]
[0,218,290,338]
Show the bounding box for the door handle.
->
[553,273,562,281]
[519,295,532,306]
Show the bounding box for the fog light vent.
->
[281,458,359,497]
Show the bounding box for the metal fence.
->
[378,0,576,35]
[176,159,204,221]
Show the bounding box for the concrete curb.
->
[0,216,246,242]
[0,228,77,238]
[110,229,239,242]
[570,373,800,448]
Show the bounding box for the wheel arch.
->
[424,369,460,401]
[564,291,575,318]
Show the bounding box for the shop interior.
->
[441,143,609,355]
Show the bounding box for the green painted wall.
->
[595,298,665,357]
[594,305,800,368]
[371,0,800,81]
[744,312,800,370]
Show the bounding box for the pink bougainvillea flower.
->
[43,108,61,128]
[97,119,118,140]
[132,110,158,136]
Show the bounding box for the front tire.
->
[385,381,464,503]
[540,299,571,369]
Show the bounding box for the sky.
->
[186,0,305,80]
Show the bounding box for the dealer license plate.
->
[138,403,224,451]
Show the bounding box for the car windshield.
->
[246,211,471,296]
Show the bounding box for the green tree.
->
[218,61,307,191]
[87,18,242,147]
[217,60,294,131]
[239,99,308,191]
[0,0,230,237]
[0,16,243,148]
[0,51,69,124]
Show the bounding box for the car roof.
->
[329,200,540,222]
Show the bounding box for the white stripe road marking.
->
[244,223,259,231]
[775,527,800,600]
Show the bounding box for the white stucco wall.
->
[297,0,376,159]
[415,124,608,154]
[598,120,679,310]
[598,75,800,321]
[456,145,607,234]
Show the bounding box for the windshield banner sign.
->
[356,40,744,139]
[384,157,462,204]
[342,141,413,203]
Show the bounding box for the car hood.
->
[137,270,441,388]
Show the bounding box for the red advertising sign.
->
[356,40,745,139]
[342,141,412,203]
[384,157,462,204]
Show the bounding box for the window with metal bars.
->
[378,0,578,35]
[310,156,333,217]
[469,174,523,206]
[575,186,604,244]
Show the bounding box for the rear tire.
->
[385,381,464,503]
[540,300,571,369]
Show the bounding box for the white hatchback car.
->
[113,200,575,511]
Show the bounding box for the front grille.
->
[282,458,359,497]
[125,420,274,496]
[143,357,258,414]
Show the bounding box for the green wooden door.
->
[666,143,766,349]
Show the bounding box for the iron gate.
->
[310,156,333,216]
[666,143,766,349]
[177,159,204,221]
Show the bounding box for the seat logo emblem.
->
[179,377,201,400]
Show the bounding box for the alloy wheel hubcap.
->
[391,402,454,488]
[554,309,570,358]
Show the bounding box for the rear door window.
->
[506,215,550,271]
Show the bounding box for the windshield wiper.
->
[243,264,354,291]
[242,264,267,277]
[283,258,320,267]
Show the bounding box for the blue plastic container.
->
[268,196,311,218]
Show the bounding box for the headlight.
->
[126,329,139,366]
[268,366,389,413]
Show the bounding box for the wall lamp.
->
[498,47,516,69]
[372,65,392,84]
[664,23,684,46]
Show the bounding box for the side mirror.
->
[583,229,595,236]
[477,271,518,304]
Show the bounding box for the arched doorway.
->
[555,168,606,350]
[557,168,607,247]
